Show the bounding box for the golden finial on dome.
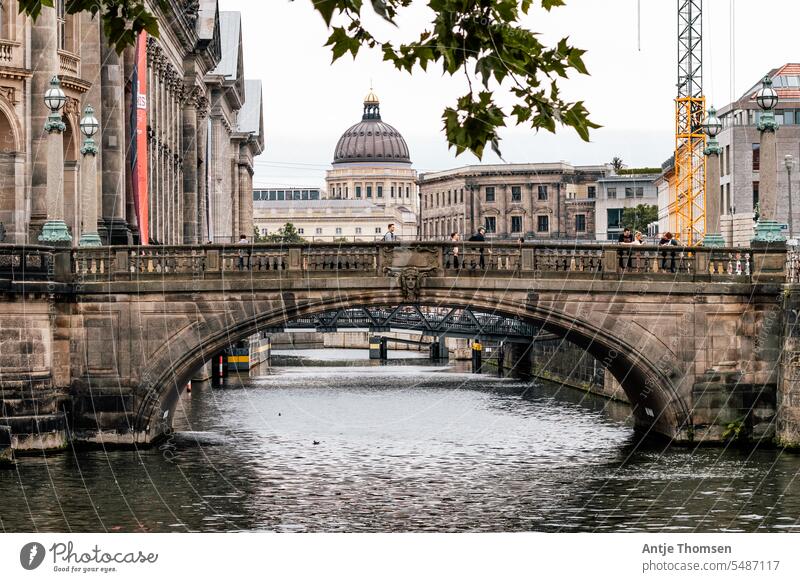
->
[364,84,379,105]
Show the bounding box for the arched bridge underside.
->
[0,242,787,450]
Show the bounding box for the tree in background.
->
[621,205,658,234]
[19,0,598,160]
[611,157,624,173]
[262,223,306,244]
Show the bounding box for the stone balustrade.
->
[0,242,787,285]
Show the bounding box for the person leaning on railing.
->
[617,227,634,270]
[658,232,678,273]
[450,232,461,269]
[237,233,250,271]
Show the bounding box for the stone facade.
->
[717,64,800,243]
[417,163,608,240]
[0,1,263,246]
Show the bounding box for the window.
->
[511,216,523,233]
[391,186,395,198]
[335,227,343,235]
[725,145,731,175]
[406,187,410,198]
[366,186,373,198]
[588,186,596,199]
[753,181,760,211]
[538,185,548,200]
[511,186,522,202]
[448,191,451,205]
[537,215,549,233]
[485,216,496,233]
[635,187,644,198]
[315,228,322,235]
[625,187,634,198]
[377,186,383,198]
[753,143,760,172]
[261,228,268,235]
[785,110,796,125]
[57,0,66,50]
[375,227,382,234]
[355,227,362,235]
[297,228,304,234]
[355,185,362,198]
[607,208,623,229]
[607,187,616,199]
[486,186,495,202]
[575,214,586,233]
[460,188,464,203]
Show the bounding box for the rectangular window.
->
[511,216,523,233]
[377,186,383,198]
[335,227,343,235]
[635,187,644,198]
[575,214,586,232]
[753,181,760,210]
[486,186,495,202]
[375,227,382,234]
[355,186,362,198]
[753,143,760,172]
[460,188,464,203]
[607,187,616,199]
[607,208,623,229]
[315,228,322,235]
[297,228,304,234]
[785,110,796,125]
[537,215,549,232]
[390,186,395,198]
[261,228,268,235]
[406,187,410,198]
[588,186,596,199]
[511,186,522,202]
[448,191,451,205]
[57,0,66,50]
[485,216,496,233]
[537,185,548,200]
[355,227,362,235]
[725,145,731,175]
[366,186,373,198]
[625,187,634,198]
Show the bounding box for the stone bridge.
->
[0,241,796,453]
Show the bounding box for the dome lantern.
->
[363,86,381,120]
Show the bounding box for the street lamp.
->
[701,107,725,246]
[787,154,795,243]
[752,76,783,244]
[38,75,72,244]
[78,104,102,247]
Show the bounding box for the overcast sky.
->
[219,0,800,188]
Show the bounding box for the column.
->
[197,97,209,243]
[79,106,102,246]
[239,163,253,239]
[30,5,59,239]
[100,34,130,244]
[702,133,724,246]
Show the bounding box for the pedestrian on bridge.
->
[450,232,461,268]
[468,226,488,269]
[659,232,678,273]
[237,233,250,271]
[383,223,397,242]
[617,227,634,270]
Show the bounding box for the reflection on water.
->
[2,348,800,532]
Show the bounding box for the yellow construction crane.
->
[671,0,706,245]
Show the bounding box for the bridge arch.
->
[132,288,692,444]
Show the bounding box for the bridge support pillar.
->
[778,289,800,447]
[429,336,448,361]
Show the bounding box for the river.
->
[2,348,800,533]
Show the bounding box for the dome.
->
[333,91,411,165]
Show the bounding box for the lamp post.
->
[702,106,725,246]
[787,154,795,243]
[752,75,784,244]
[78,104,102,247]
[38,75,72,244]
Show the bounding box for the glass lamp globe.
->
[703,107,722,138]
[44,76,66,113]
[756,76,778,111]
[80,105,99,138]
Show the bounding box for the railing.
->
[57,50,80,76]
[0,39,20,64]
[0,245,55,281]
[0,242,784,285]
[788,250,800,283]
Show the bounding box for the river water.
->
[2,348,800,533]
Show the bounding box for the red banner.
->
[135,30,149,245]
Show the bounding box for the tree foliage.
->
[305,0,599,159]
[19,0,160,53]
[19,0,599,159]
[262,223,306,244]
[610,156,624,172]
[621,204,658,234]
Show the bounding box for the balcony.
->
[0,39,23,69]
[58,50,80,77]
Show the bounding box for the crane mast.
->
[672,0,706,245]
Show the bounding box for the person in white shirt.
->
[383,223,397,242]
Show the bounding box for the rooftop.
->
[419,163,611,182]
[210,12,241,80]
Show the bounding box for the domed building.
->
[325,90,419,238]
